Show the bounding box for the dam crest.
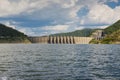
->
[28,36,93,44]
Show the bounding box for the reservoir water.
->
[0,44,120,80]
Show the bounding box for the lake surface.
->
[0,44,120,80]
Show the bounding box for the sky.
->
[0,0,120,36]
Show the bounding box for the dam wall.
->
[28,36,49,44]
[28,36,93,44]
[74,37,93,44]
[48,36,75,44]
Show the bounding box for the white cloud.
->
[42,25,69,31]
[61,0,78,8]
[18,28,27,34]
[0,20,35,35]
[99,25,109,29]
[0,0,82,22]
[0,0,120,36]
[0,0,53,17]
[16,27,36,36]
[0,0,120,24]
[110,0,118,3]
[0,0,29,17]
[81,3,120,25]
[88,4,114,23]
[14,24,70,36]
[74,26,84,30]
[5,22,16,29]
[0,21,16,29]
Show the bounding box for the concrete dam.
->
[28,36,93,44]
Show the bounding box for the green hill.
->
[100,20,120,44]
[50,28,96,37]
[100,30,120,44]
[0,24,30,43]
[104,20,120,34]
[90,20,120,44]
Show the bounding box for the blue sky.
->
[0,0,120,36]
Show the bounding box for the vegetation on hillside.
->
[0,24,30,43]
[90,20,120,44]
[104,20,120,34]
[50,28,97,37]
[101,30,120,44]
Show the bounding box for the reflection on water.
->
[0,44,120,80]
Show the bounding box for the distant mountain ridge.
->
[0,24,30,43]
[50,28,97,37]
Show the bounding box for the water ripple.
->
[0,44,120,80]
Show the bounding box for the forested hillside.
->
[101,30,120,44]
[104,20,120,34]
[0,24,30,43]
[90,20,120,44]
[50,28,96,37]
